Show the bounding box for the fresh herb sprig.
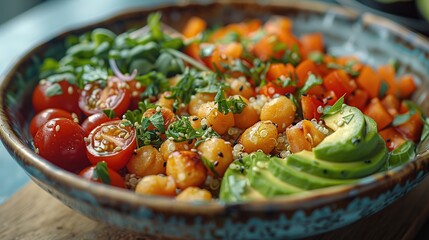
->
[166,116,219,146]
[214,87,247,114]
[321,95,345,118]
[93,161,111,184]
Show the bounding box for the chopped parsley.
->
[214,87,247,114]
[166,116,219,146]
[321,95,345,118]
[93,161,111,184]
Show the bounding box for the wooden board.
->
[2,178,429,240]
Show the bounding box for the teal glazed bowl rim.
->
[1,0,429,238]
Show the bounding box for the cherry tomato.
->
[79,77,131,117]
[128,79,146,110]
[86,120,136,170]
[79,162,125,188]
[34,118,90,173]
[29,108,76,137]
[32,80,81,114]
[81,112,119,136]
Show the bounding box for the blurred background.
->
[0,0,46,24]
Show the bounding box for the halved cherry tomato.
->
[34,118,90,173]
[86,120,136,170]
[79,162,125,188]
[32,80,81,114]
[81,112,119,136]
[128,79,146,110]
[29,108,75,137]
[79,77,131,117]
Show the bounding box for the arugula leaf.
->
[215,87,247,114]
[149,111,165,133]
[321,95,345,118]
[103,109,116,119]
[93,162,111,184]
[299,73,322,95]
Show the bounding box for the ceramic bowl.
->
[1,1,429,239]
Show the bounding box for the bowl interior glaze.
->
[1,1,429,239]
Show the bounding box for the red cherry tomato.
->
[29,108,75,137]
[34,118,90,173]
[79,77,131,117]
[79,162,125,188]
[32,80,81,114]
[86,120,136,170]
[128,79,146,110]
[81,112,119,136]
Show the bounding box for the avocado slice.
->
[220,168,265,202]
[314,106,375,162]
[246,152,303,197]
[268,157,356,190]
[287,135,388,179]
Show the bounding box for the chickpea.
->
[142,107,176,132]
[197,138,233,177]
[135,175,177,196]
[227,78,255,99]
[127,145,165,177]
[260,96,296,132]
[188,93,215,115]
[156,91,175,111]
[176,187,212,201]
[239,120,278,154]
[189,115,201,130]
[159,138,195,162]
[231,96,259,129]
[198,101,235,135]
[166,151,207,189]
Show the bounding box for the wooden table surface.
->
[2,178,429,240]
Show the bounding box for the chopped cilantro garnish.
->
[215,87,247,114]
[149,111,165,133]
[166,116,219,145]
[299,73,322,95]
[379,80,389,99]
[321,95,345,118]
[201,156,220,178]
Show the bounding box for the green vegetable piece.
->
[129,42,160,63]
[387,140,416,169]
[93,161,111,184]
[91,28,116,46]
[66,43,95,58]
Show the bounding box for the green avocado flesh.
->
[314,105,370,162]
[219,105,398,202]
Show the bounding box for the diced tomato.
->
[356,66,381,98]
[364,98,393,131]
[378,64,397,96]
[322,90,338,106]
[395,102,424,142]
[301,95,323,120]
[286,124,311,153]
[381,94,400,117]
[296,59,321,87]
[379,127,406,151]
[397,75,416,98]
[346,89,369,111]
[182,16,207,38]
[300,33,324,59]
[323,70,356,98]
